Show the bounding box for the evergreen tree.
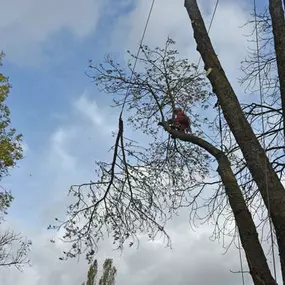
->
[82,259,116,285]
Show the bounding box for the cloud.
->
[74,93,117,134]
[0,0,103,65]
[0,211,253,285]
[49,128,77,172]
[39,92,116,203]
[126,227,248,285]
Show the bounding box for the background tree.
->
[239,3,285,186]
[0,52,23,177]
[0,52,31,270]
[0,230,31,270]
[223,0,285,269]
[82,259,97,285]
[82,259,116,285]
[227,3,284,248]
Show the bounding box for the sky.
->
[0,0,279,284]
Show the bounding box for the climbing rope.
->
[120,0,156,117]
[237,228,246,285]
[253,0,277,280]
[218,104,223,151]
[196,0,220,70]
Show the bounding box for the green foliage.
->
[83,259,117,285]
[0,52,23,180]
[86,259,97,285]
[0,189,13,221]
[0,52,23,218]
[0,53,30,270]
[98,259,116,285]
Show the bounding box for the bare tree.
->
[269,0,285,138]
[184,0,285,282]
[239,3,284,235]
[229,1,285,280]
[0,188,31,270]
[50,39,276,285]
[0,230,31,270]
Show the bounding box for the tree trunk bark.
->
[269,0,285,140]
[168,129,277,285]
[217,153,277,285]
[184,0,285,283]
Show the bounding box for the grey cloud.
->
[0,214,252,285]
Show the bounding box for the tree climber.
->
[173,107,191,133]
[158,107,191,136]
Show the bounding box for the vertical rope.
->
[196,0,220,70]
[253,0,277,280]
[218,104,223,151]
[120,0,156,118]
[237,227,246,285]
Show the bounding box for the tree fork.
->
[269,0,285,140]
[165,128,277,285]
[184,0,285,282]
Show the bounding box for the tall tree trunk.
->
[269,0,285,139]
[184,0,285,283]
[169,129,277,285]
[217,153,277,285]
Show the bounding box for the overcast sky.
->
[0,0,280,284]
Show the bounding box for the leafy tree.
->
[82,259,116,285]
[99,259,116,285]
[0,52,23,178]
[0,52,31,270]
[86,259,97,285]
[0,51,23,220]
